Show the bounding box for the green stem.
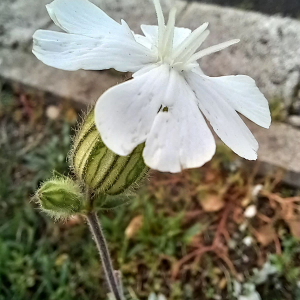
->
[86,211,122,300]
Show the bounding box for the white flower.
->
[32,0,271,173]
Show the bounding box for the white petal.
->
[186,71,259,160]
[141,25,191,48]
[204,75,271,128]
[140,25,158,45]
[133,63,160,77]
[95,65,171,156]
[173,27,192,48]
[143,71,216,173]
[32,30,156,72]
[46,0,120,36]
[134,34,153,49]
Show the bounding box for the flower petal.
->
[143,71,216,173]
[32,30,156,72]
[134,34,153,49]
[141,25,191,48]
[186,71,259,160]
[46,0,120,36]
[203,75,271,128]
[95,64,171,156]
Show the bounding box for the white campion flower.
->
[32,0,271,173]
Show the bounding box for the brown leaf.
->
[200,194,225,212]
[254,224,276,246]
[125,215,143,239]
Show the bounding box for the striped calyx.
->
[70,109,149,195]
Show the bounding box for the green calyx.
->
[35,177,84,219]
[70,109,149,195]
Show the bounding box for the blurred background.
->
[0,0,300,299]
[191,0,300,17]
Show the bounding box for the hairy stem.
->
[86,211,122,300]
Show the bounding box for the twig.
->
[172,202,237,279]
[261,190,300,204]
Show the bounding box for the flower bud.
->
[70,109,148,195]
[35,177,84,219]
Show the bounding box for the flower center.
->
[154,0,209,71]
[153,0,208,71]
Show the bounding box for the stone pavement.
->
[0,0,300,187]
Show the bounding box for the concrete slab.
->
[0,0,186,49]
[178,3,300,106]
[247,123,300,188]
[249,121,300,188]
[0,0,51,49]
[0,48,120,108]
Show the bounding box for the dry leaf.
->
[241,196,251,207]
[125,215,143,239]
[254,224,276,246]
[219,277,227,290]
[200,194,225,212]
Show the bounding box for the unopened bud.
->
[70,109,149,195]
[35,177,84,219]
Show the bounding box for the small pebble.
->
[228,239,237,249]
[244,205,257,218]
[239,222,247,232]
[243,236,253,246]
[287,115,300,128]
[46,105,60,120]
[242,255,250,262]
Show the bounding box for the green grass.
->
[1,88,300,300]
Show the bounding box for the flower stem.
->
[86,211,122,300]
